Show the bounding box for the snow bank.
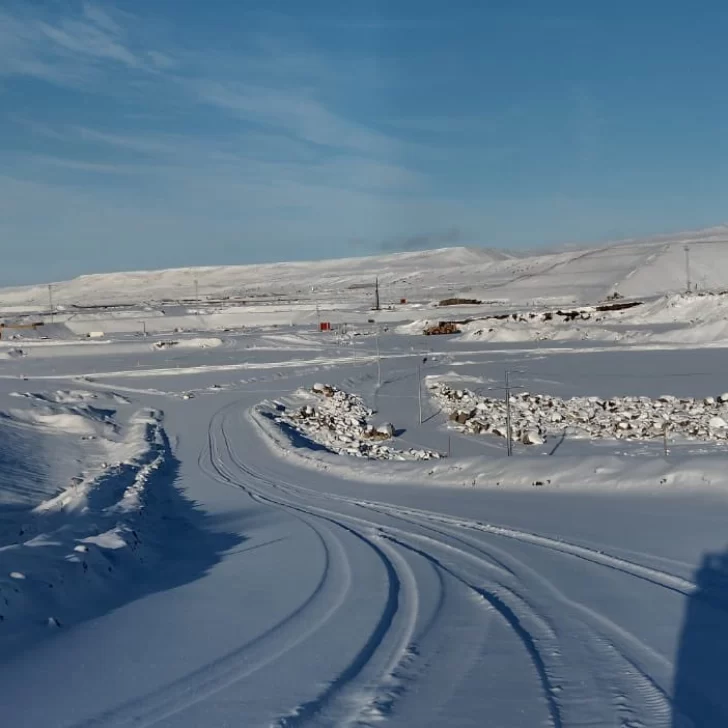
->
[152,337,223,351]
[449,292,728,346]
[0,394,175,652]
[3,409,103,435]
[10,389,131,405]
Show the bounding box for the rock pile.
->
[270,384,442,461]
[431,383,728,445]
[483,300,642,324]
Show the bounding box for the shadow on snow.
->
[0,428,244,662]
[672,546,728,727]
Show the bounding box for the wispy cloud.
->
[387,116,495,137]
[28,154,155,175]
[74,126,181,155]
[0,2,174,88]
[191,80,395,156]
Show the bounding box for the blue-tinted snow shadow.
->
[259,411,336,454]
[672,547,728,726]
[0,429,245,662]
[133,428,245,579]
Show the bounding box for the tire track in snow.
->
[356,503,674,726]
[353,500,696,597]
[223,457,561,726]
[385,533,564,728]
[246,405,696,600]
[220,406,557,727]
[274,532,419,728]
[70,412,353,728]
[241,401,687,724]
[230,414,678,726]
[90,397,681,728]
[191,399,684,726]
[214,416,423,727]
[238,495,500,727]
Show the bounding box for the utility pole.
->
[48,284,54,323]
[417,360,423,424]
[479,370,524,456]
[505,370,513,456]
[684,245,691,293]
[663,424,669,457]
[374,277,381,311]
[194,277,199,304]
[376,329,381,386]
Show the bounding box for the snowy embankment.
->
[249,379,728,494]
[0,389,174,652]
[257,383,442,461]
[152,337,223,351]
[453,291,728,346]
[431,381,728,445]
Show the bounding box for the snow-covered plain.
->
[2,232,728,726]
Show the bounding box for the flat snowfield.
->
[2,248,728,725]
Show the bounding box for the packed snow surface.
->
[3,241,728,726]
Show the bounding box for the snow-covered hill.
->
[0,247,508,311]
[3,226,728,313]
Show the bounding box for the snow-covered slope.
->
[4,225,728,313]
[0,247,507,310]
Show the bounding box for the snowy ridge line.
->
[222,402,677,726]
[6,226,728,313]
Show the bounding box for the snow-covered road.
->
[1,342,727,726]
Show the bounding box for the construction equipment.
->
[0,322,44,339]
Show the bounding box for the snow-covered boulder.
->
[376,423,395,438]
[522,430,545,446]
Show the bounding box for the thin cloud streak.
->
[0,2,175,88]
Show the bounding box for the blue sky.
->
[2,1,728,284]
